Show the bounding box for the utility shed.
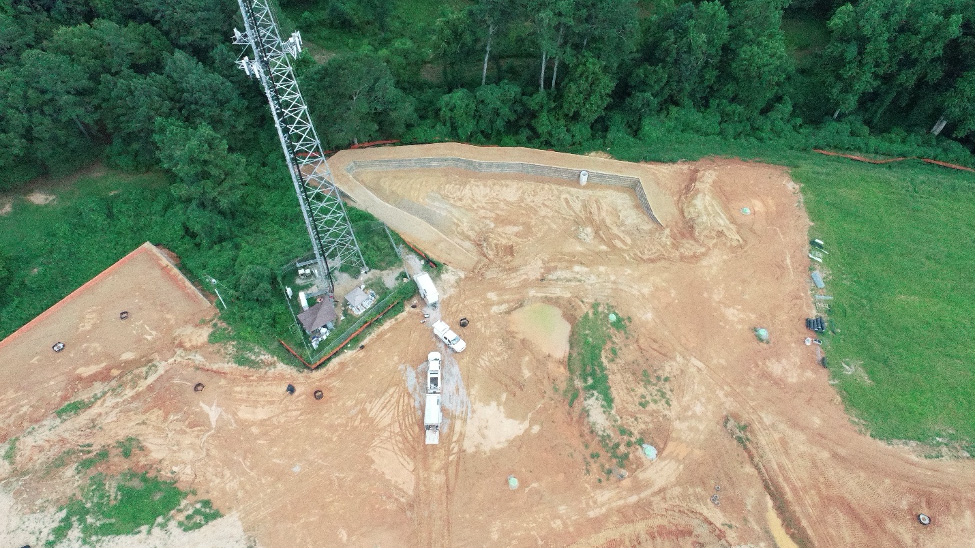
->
[297,300,337,334]
[345,287,376,315]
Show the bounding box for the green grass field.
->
[47,470,194,546]
[798,158,974,449]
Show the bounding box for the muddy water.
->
[766,496,798,548]
[507,303,571,358]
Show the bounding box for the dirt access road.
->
[0,145,972,547]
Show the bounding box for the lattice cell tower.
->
[232,0,365,291]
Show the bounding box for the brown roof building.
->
[297,300,338,334]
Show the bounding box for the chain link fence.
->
[306,280,413,364]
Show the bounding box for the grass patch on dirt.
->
[45,469,221,546]
[46,471,183,545]
[76,448,110,472]
[177,499,222,532]
[638,369,671,408]
[610,137,975,452]
[3,436,18,464]
[115,437,144,459]
[567,303,628,412]
[54,393,104,420]
[567,303,646,471]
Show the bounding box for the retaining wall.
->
[343,157,662,226]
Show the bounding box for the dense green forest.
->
[1,0,973,188]
[0,1,973,447]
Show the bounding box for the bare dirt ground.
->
[0,145,972,548]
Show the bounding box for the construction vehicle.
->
[432,320,466,352]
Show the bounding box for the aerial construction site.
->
[0,142,973,547]
[0,1,972,547]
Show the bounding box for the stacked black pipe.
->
[805,316,826,332]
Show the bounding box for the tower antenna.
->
[233,0,366,292]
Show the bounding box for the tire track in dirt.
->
[686,355,824,545]
[414,441,450,547]
[634,286,824,547]
[443,361,468,547]
[392,374,420,475]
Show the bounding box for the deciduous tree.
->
[98,71,177,168]
[301,52,416,148]
[717,0,793,125]
[824,0,964,124]
[438,88,478,141]
[162,49,246,138]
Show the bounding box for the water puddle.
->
[508,303,571,358]
[765,495,798,548]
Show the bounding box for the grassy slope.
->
[798,158,975,446]
[0,169,308,347]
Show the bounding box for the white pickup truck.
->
[427,351,441,394]
[432,320,466,352]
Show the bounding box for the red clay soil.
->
[0,242,214,444]
[0,148,972,548]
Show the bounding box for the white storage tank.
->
[579,170,589,186]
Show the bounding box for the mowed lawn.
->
[794,158,974,451]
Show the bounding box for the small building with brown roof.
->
[297,300,338,335]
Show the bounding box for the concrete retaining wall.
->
[344,157,662,226]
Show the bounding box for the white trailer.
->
[413,272,439,307]
[427,351,442,394]
[424,393,441,445]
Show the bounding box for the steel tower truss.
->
[233,0,365,290]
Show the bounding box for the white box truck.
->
[432,320,466,352]
[424,393,441,445]
[427,351,441,394]
[414,272,439,307]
